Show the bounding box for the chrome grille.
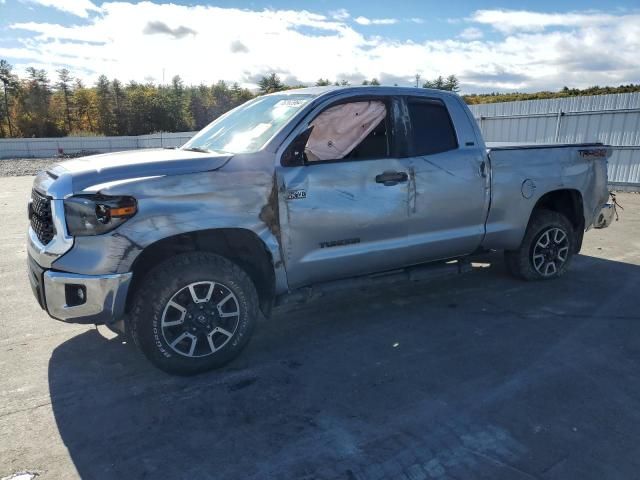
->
[30,189,55,245]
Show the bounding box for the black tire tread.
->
[504,209,576,281]
[129,252,259,375]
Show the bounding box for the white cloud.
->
[408,18,424,24]
[22,0,100,18]
[330,9,350,21]
[2,4,639,93]
[471,9,623,34]
[458,27,483,40]
[354,16,398,26]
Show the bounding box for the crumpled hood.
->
[49,148,232,192]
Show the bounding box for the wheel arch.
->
[530,188,585,251]
[125,228,276,318]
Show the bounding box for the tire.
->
[129,252,259,375]
[504,209,576,281]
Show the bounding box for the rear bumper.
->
[28,254,132,325]
[594,203,616,229]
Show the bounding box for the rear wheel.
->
[505,209,576,281]
[130,252,258,375]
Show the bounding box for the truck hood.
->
[49,148,232,193]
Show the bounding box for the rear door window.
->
[407,99,458,156]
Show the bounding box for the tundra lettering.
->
[319,238,361,249]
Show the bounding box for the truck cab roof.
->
[266,85,461,100]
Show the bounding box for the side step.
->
[275,258,472,307]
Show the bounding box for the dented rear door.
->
[402,95,490,263]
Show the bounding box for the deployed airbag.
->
[305,101,386,161]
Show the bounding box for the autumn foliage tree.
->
[0,60,639,138]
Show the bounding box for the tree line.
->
[463,84,640,104]
[1,59,639,138]
[0,60,256,138]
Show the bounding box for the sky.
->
[0,0,638,93]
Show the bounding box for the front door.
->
[276,97,412,288]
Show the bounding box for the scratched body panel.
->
[52,151,290,293]
[403,94,491,264]
[277,158,411,288]
[485,145,610,250]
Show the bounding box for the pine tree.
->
[95,74,116,135]
[56,68,74,134]
[423,74,460,92]
[0,59,16,137]
[168,75,192,131]
[22,67,54,137]
[444,75,460,92]
[111,79,127,135]
[258,73,285,94]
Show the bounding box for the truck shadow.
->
[48,253,640,479]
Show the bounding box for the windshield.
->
[182,94,314,154]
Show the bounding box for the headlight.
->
[64,195,137,236]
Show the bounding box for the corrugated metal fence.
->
[468,93,640,191]
[0,131,197,159]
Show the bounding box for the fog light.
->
[65,284,87,307]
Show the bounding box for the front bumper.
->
[28,254,132,325]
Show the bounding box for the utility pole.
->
[415,73,421,88]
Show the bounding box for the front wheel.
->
[505,209,576,281]
[129,252,259,375]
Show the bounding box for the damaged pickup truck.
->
[27,86,616,374]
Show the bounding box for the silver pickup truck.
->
[27,86,615,374]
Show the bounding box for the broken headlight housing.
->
[64,195,137,236]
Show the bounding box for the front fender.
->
[52,168,287,291]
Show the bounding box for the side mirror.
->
[281,125,314,167]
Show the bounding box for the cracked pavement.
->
[1,176,639,479]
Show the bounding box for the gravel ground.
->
[0,158,61,177]
[1,176,640,479]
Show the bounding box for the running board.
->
[275,259,472,307]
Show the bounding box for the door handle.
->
[375,171,408,186]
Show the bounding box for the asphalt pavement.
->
[1,176,639,479]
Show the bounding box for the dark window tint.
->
[407,100,458,156]
[343,118,389,160]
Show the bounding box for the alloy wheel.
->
[160,281,240,358]
[531,227,570,277]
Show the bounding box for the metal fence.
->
[0,131,198,159]
[469,92,640,191]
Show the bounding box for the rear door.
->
[402,95,490,263]
[276,96,412,288]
